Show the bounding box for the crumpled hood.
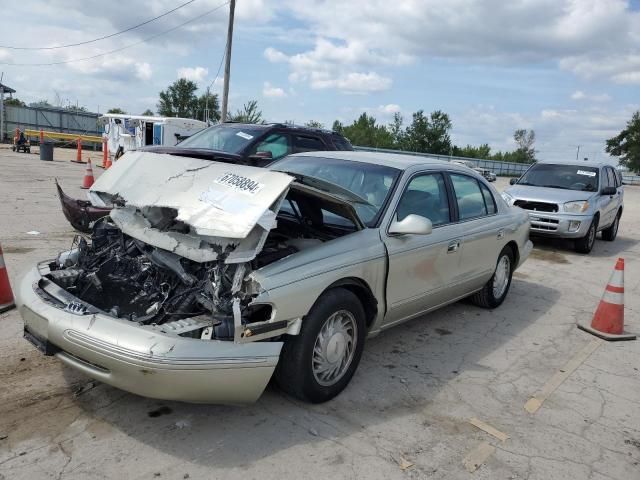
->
[90,151,293,238]
[505,184,594,204]
[88,151,293,263]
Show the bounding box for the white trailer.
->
[99,114,207,158]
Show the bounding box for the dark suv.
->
[140,122,353,167]
[57,123,353,232]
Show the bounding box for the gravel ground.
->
[1,145,639,480]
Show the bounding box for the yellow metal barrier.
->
[24,129,103,144]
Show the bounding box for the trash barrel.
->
[40,141,54,161]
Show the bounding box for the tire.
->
[575,217,598,253]
[275,288,366,403]
[470,246,515,309]
[601,211,620,242]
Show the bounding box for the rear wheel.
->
[601,211,620,241]
[575,217,598,253]
[275,288,366,403]
[470,246,515,309]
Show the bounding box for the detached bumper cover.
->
[16,267,282,404]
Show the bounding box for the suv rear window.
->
[331,135,353,151]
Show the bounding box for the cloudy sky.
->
[1,0,639,162]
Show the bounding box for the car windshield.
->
[272,156,401,227]
[518,164,599,192]
[177,124,265,153]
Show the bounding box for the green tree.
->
[4,97,25,107]
[195,92,220,123]
[606,111,640,173]
[389,112,405,149]
[157,78,199,118]
[228,100,264,124]
[332,120,344,133]
[404,110,452,154]
[141,109,155,116]
[64,104,88,112]
[340,113,394,148]
[305,120,324,129]
[513,129,536,163]
[453,143,492,159]
[107,107,127,114]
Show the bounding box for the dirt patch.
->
[2,246,35,254]
[529,249,570,264]
[435,328,452,336]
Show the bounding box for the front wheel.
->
[470,246,515,309]
[601,212,620,241]
[575,217,598,253]
[275,288,366,403]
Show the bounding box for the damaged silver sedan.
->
[17,151,532,403]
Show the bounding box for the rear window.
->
[293,135,325,153]
[331,135,354,151]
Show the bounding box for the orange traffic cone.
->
[81,158,95,189]
[0,244,16,314]
[578,258,636,341]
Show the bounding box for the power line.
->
[0,1,229,66]
[208,37,227,90]
[0,0,197,50]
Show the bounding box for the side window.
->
[252,134,290,160]
[450,174,488,220]
[480,183,497,215]
[602,168,612,188]
[396,173,450,226]
[293,135,325,153]
[606,168,617,189]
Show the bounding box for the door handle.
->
[447,241,460,253]
[497,229,505,240]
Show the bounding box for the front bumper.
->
[16,266,282,404]
[525,211,593,238]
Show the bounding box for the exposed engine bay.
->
[44,212,338,341]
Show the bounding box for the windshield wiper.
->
[541,184,570,190]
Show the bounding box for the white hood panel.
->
[89,151,293,239]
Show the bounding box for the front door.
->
[383,172,463,326]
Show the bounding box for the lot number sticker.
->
[236,131,254,140]
[215,172,264,195]
[577,170,596,177]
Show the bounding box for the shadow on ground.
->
[38,279,564,469]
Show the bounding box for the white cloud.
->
[177,66,208,83]
[378,104,401,114]
[273,0,640,85]
[263,81,287,98]
[136,63,152,81]
[264,47,288,63]
[570,90,610,102]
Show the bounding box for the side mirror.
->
[248,151,273,166]
[509,178,519,185]
[601,186,616,196]
[389,214,433,236]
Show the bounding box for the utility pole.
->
[0,72,4,143]
[220,0,235,123]
[575,145,580,161]
[204,86,210,125]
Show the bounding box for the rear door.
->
[382,171,465,326]
[448,173,506,293]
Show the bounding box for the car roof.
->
[220,122,346,137]
[535,160,610,168]
[292,150,452,170]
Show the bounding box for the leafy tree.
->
[157,78,199,118]
[513,129,536,163]
[228,100,264,124]
[606,111,640,173]
[453,143,492,159]
[332,120,344,133]
[195,91,220,123]
[107,107,127,114]
[305,120,324,129]
[64,104,88,112]
[141,109,155,116]
[339,113,394,148]
[4,97,25,107]
[388,112,405,150]
[403,110,452,155]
